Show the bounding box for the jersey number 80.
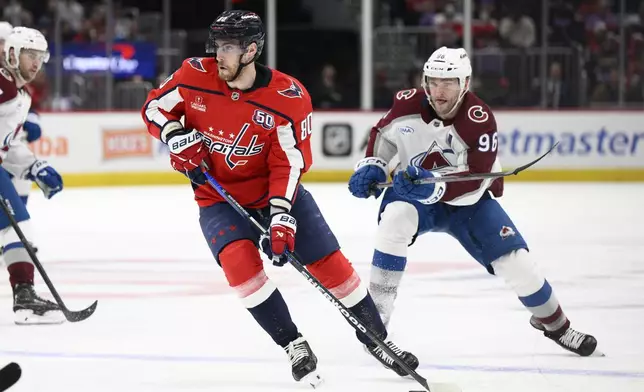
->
[300,113,313,140]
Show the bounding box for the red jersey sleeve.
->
[141,60,189,140]
[266,97,313,212]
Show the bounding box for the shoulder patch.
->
[467,105,489,123]
[277,80,303,99]
[187,57,207,73]
[396,88,417,100]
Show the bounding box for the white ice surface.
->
[0,183,643,392]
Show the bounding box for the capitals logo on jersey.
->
[277,80,303,99]
[188,57,207,73]
[202,123,265,169]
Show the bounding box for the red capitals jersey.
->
[142,58,313,208]
[366,89,503,206]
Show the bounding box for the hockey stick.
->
[375,141,559,188]
[0,197,97,322]
[0,363,21,391]
[202,170,460,392]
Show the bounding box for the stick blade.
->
[0,362,21,392]
[64,300,98,322]
[410,382,462,392]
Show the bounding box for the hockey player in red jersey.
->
[142,10,419,386]
[349,47,600,357]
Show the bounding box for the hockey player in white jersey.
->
[0,27,64,324]
[0,23,43,252]
[348,47,599,356]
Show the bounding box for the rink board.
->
[33,110,644,187]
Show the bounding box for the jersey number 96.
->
[478,132,498,152]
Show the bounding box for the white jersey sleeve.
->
[0,68,37,178]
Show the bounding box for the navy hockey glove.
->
[26,160,63,199]
[393,165,445,204]
[161,121,208,185]
[348,157,388,199]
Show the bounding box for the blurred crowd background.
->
[2,0,642,111]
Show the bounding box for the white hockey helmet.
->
[0,22,12,42]
[3,26,50,70]
[422,46,472,115]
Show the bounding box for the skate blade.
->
[410,382,462,392]
[301,371,323,389]
[590,347,606,357]
[14,309,66,325]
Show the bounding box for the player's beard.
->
[18,67,38,83]
[217,62,240,82]
[431,96,458,117]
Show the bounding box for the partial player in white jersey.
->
[0,22,43,252]
[348,47,599,356]
[0,27,64,324]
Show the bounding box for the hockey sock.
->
[307,251,387,346]
[220,240,299,347]
[3,220,35,288]
[492,249,570,333]
[369,201,417,326]
[370,250,406,326]
[7,261,34,288]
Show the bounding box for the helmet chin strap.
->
[228,51,252,83]
[5,61,27,86]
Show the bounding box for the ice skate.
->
[366,340,419,377]
[284,334,323,388]
[530,316,601,357]
[13,283,65,325]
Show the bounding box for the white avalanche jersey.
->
[0,67,37,178]
[366,89,504,206]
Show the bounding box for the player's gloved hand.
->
[266,200,297,267]
[259,232,288,267]
[182,166,207,186]
[26,160,63,199]
[348,157,388,199]
[393,165,444,203]
[161,121,208,185]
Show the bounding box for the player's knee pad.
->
[2,219,33,267]
[376,201,418,257]
[307,250,367,307]
[219,239,276,308]
[490,249,545,297]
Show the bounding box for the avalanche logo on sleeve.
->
[277,80,303,98]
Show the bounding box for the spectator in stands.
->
[311,64,346,109]
[590,68,619,103]
[3,0,32,27]
[499,8,536,48]
[535,61,573,108]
